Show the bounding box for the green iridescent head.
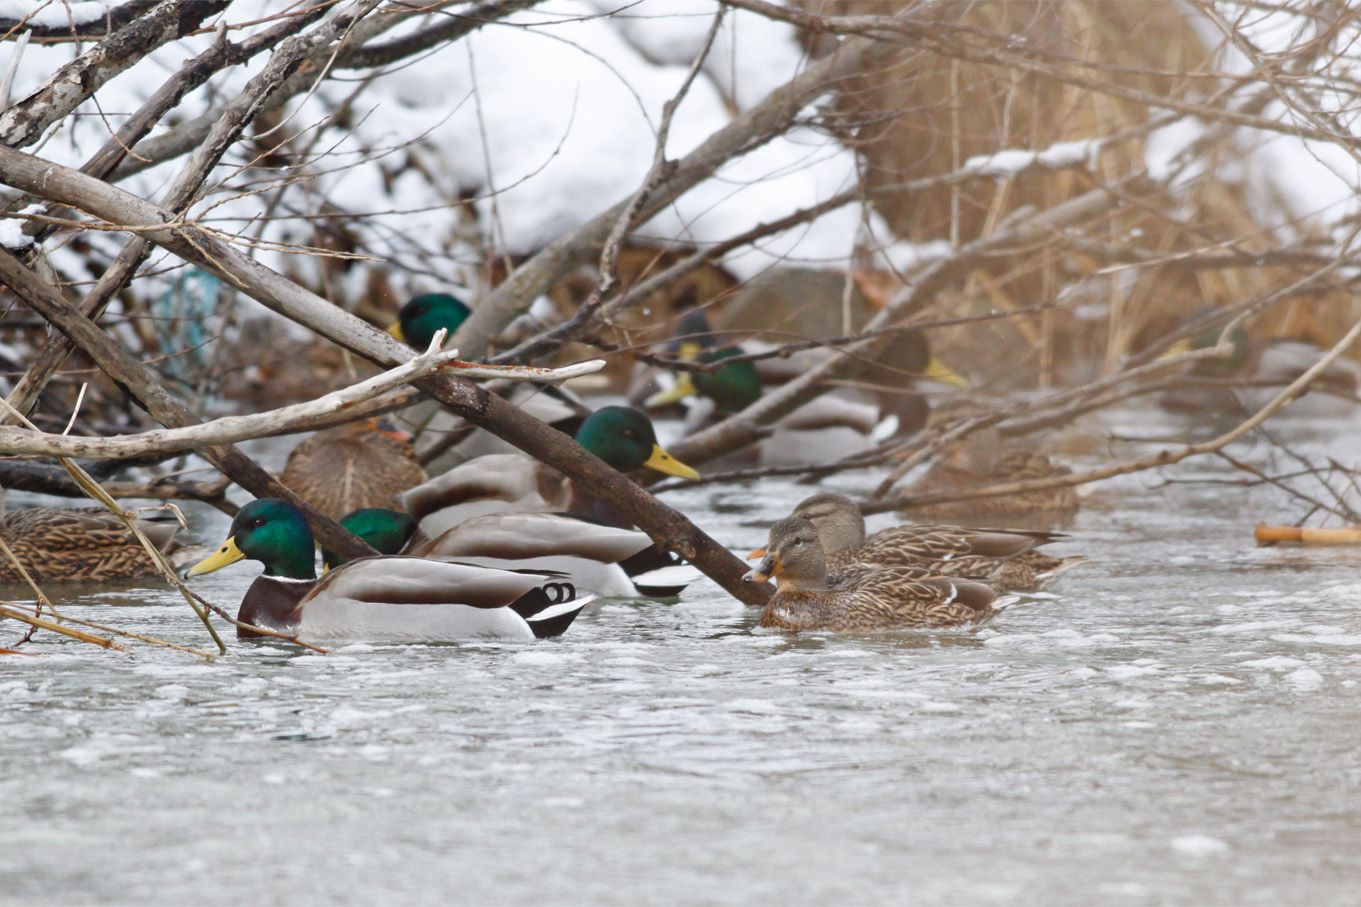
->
[187,499,316,581]
[322,508,417,570]
[574,406,699,479]
[389,293,470,348]
[669,308,717,359]
[692,347,761,413]
[646,347,760,414]
[1191,321,1251,373]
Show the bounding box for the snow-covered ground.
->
[3,0,1360,308]
[3,0,888,306]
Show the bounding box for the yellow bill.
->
[386,321,406,342]
[187,536,246,577]
[1156,338,1195,360]
[644,444,700,481]
[925,357,968,388]
[644,372,698,408]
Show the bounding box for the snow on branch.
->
[960,139,1104,179]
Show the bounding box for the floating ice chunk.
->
[1272,633,1361,647]
[510,650,581,666]
[1285,667,1324,692]
[1105,663,1160,679]
[1241,655,1304,671]
[1170,834,1230,856]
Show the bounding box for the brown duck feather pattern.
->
[909,452,1079,521]
[281,426,427,520]
[760,568,1002,632]
[0,507,176,583]
[824,525,1072,592]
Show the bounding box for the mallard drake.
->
[401,453,571,538]
[320,507,422,571]
[645,345,898,468]
[0,486,182,584]
[187,499,596,641]
[386,292,471,348]
[324,508,699,598]
[742,516,1012,632]
[383,292,589,471]
[766,492,1081,592]
[400,405,698,538]
[1158,311,1361,414]
[279,416,427,521]
[905,427,1079,522]
[641,308,963,466]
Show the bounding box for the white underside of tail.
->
[629,564,702,590]
[526,595,599,625]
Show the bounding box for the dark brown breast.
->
[237,576,314,639]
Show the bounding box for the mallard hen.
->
[279,416,427,520]
[743,516,1012,632]
[0,486,181,583]
[777,492,1081,592]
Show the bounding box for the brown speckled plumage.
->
[0,490,180,583]
[790,493,1082,593]
[280,419,427,520]
[745,516,1010,633]
[907,429,1079,522]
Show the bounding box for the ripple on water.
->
[5,416,1361,904]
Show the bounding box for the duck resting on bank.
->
[904,427,1079,523]
[639,308,966,466]
[188,499,596,642]
[743,516,1014,632]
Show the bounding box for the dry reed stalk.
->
[0,395,228,654]
[798,0,1361,385]
[0,603,124,650]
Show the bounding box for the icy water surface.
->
[4,411,1361,905]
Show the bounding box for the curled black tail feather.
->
[510,582,587,639]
